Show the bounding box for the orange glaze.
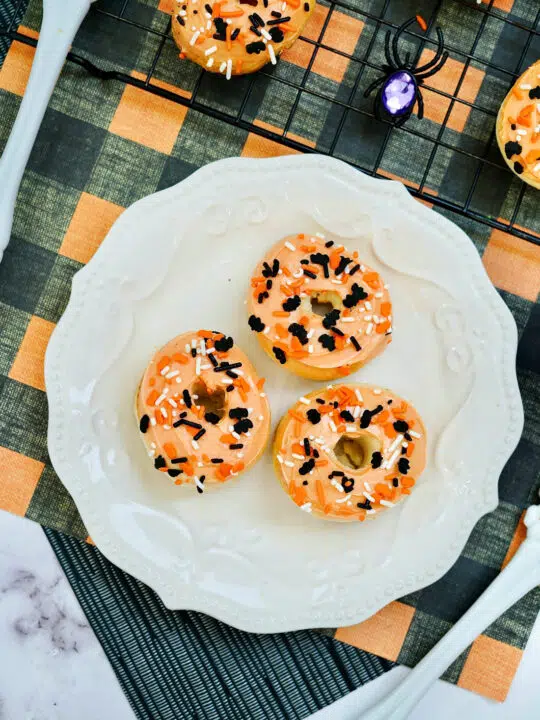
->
[248,233,393,380]
[497,59,540,188]
[136,330,270,489]
[273,384,427,521]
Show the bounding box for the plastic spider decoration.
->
[364,17,449,127]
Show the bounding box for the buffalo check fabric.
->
[1,0,540,706]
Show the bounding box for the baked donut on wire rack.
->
[247,233,393,380]
[137,330,270,490]
[171,0,315,78]
[273,384,426,521]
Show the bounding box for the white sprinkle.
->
[364,481,372,492]
[200,339,206,356]
[285,241,296,251]
[365,301,372,310]
[200,363,211,371]
[409,430,422,439]
[329,420,337,432]
[364,315,372,321]
[299,397,310,405]
[366,323,373,335]
[360,265,366,272]
[147,450,155,457]
[236,452,244,459]
[195,356,201,375]
[335,495,350,503]
[260,392,266,398]
[221,377,231,384]
[258,415,264,421]
[330,479,344,492]
[300,502,312,513]
[163,424,171,430]
[284,460,295,468]
[268,44,277,65]
[342,263,351,274]
[516,129,527,136]
[387,434,404,455]
[534,162,540,173]
[190,31,200,45]
[373,388,382,395]
[387,449,400,468]
[155,393,167,406]
[206,19,212,28]
[402,441,408,449]
[292,453,305,460]
[520,83,532,90]
[375,292,383,298]
[176,377,182,383]
[219,61,227,73]
[166,370,180,379]
[315,232,325,239]
[178,9,186,15]
[226,58,232,80]
[331,279,342,284]
[346,425,356,433]
[263,327,270,334]
[307,329,314,339]
[355,389,363,403]
[204,45,217,56]
[277,454,284,464]
[168,398,178,408]
[192,440,199,450]
[194,477,204,491]
[365,493,375,503]
[353,405,361,418]
[184,343,190,353]
[341,317,354,322]
[160,365,170,376]
[380,499,394,508]
[308,345,314,353]
[261,28,272,40]
[367,509,376,515]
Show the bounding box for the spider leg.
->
[416,87,424,120]
[373,87,384,121]
[384,30,397,70]
[413,28,446,74]
[393,109,413,128]
[416,51,449,80]
[392,17,416,69]
[364,74,386,98]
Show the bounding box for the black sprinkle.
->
[205,412,220,425]
[299,459,315,475]
[179,412,187,418]
[234,418,253,435]
[193,9,198,13]
[357,499,372,510]
[343,283,368,308]
[263,0,268,6]
[342,476,354,493]
[371,451,383,469]
[197,475,205,494]
[371,405,384,417]
[316,398,325,404]
[154,455,166,470]
[191,348,197,358]
[253,12,265,25]
[393,420,409,433]
[139,414,150,433]
[214,335,234,352]
[404,432,412,442]
[171,457,188,464]
[262,258,280,277]
[271,10,282,16]
[514,161,524,175]
[325,240,334,247]
[387,399,393,405]
[250,25,262,36]
[288,322,309,345]
[348,264,360,276]
[398,458,410,475]
[504,140,522,159]
[269,27,284,43]
[211,458,224,464]
[231,27,240,40]
[208,352,218,367]
[313,449,320,459]
[226,371,238,379]
[258,291,269,304]
[303,269,317,279]
[307,409,321,424]
[214,362,242,373]
[529,85,540,99]
[273,346,287,364]
[230,444,243,450]
[401,447,407,455]
[177,419,201,430]
[176,15,185,26]
[335,255,352,276]
[310,252,330,278]
[213,17,227,39]
[226,385,235,392]
[282,295,301,312]
[266,279,273,290]
[182,389,192,408]
[304,1,310,9]
[360,410,372,429]
[322,308,340,329]
[205,3,212,11]
[330,327,344,337]
[304,438,311,456]
[168,469,182,477]
[193,428,206,442]
[511,123,516,130]
[392,477,399,487]
[340,410,354,422]
[300,259,309,265]
[318,333,336,351]
[229,408,248,420]
[302,480,308,485]
[240,0,258,5]
[329,471,344,478]
[350,336,361,352]
[267,15,290,24]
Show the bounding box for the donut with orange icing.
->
[136,330,270,489]
[496,59,540,189]
[171,0,315,78]
[273,384,426,521]
[247,233,393,380]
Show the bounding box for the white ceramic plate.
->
[45,155,523,633]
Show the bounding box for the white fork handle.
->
[361,510,540,720]
[0,0,91,263]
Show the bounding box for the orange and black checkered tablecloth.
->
[1,0,540,711]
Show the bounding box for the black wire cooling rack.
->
[2,0,540,245]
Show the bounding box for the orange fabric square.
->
[8,316,55,392]
[502,511,527,569]
[0,446,44,516]
[59,192,124,265]
[242,132,301,159]
[418,51,484,132]
[0,40,35,96]
[158,0,174,12]
[458,634,522,702]
[109,73,188,154]
[482,228,540,301]
[282,6,364,83]
[335,601,415,662]
[493,0,514,10]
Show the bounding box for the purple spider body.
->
[364,17,449,127]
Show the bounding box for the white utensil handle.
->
[0,0,90,262]
[361,514,540,720]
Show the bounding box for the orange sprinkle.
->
[315,479,326,507]
[416,14,427,31]
[290,336,304,352]
[406,443,415,457]
[297,233,305,240]
[148,377,156,387]
[525,149,540,164]
[163,443,177,459]
[288,409,305,422]
[197,330,215,339]
[329,251,341,270]
[173,352,189,365]
[251,275,265,287]
[179,52,186,59]
[275,324,289,339]
[299,245,317,252]
[372,409,389,424]
[281,284,294,296]
[375,483,392,499]
[157,356,171,373]
[298,315,309,326]
[216,463,232,480]
[273,310,290,317]
[292,442,305,455]
[212,0,224,16]
[146,389,159,406]
[337,366,351,377]
[289,350,309,359]
[363,271,380,289]
[384,422,397,438]
[292,482,307,506]
[279,22,297,32]
[376,320,391,334]
[222,9,244,17]
[315,459,328,467]
[512,86,524,101]
[401,477,416,489]
[282,266,292,277]
[380,302,392,317]
[220,434,237,444]
[236,59,243,72]
[155,410,165,425]
[517,104,535,127]
[232,461,245,474]
[256,377,266,391]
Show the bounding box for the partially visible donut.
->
[496,59,540,189]
[273,384,427,521]
[136,330,270,489]
[247,233,393,380]
[171,0,315,77]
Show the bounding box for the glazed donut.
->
[171,0,315,78]
[273,384,426,521]
[136,330,270,489]
[496,59,540,189]
[247,233,393,380]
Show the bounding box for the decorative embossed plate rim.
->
[45,155,523,633]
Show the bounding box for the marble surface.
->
[0,509,538,720]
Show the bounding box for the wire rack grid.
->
[2,0,540,245]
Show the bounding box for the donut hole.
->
[334,433,381,470]
[191,380,226,421]
[309,290,343,317]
